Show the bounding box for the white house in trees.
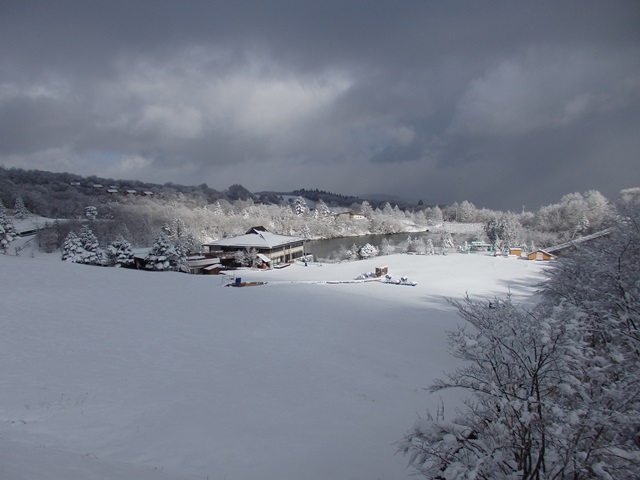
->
[203,227,305,265]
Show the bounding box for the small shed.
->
[508,247,523,257]
[527,250,555,261]
[203,264,225,275]
[375,266,389,277]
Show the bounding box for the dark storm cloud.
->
[1,0,639,208]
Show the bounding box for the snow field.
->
[0,252,548,480]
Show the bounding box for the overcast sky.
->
[1,1,639,209]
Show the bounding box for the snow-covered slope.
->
[0,252,548,480]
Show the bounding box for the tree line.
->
[0,166,629,261]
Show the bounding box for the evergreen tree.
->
[212,201,224,216]
[78,224,104,265]
[0,202,18,253]
[359,200,373,217]
[85,205,98,221]
[440,230,455,254]
[292,196,308,216]
[61,225,104,265]
[145,234,185,271]
[314,199,330,218]
[107,235,134,267]
[14,195,29,219]
[61,231,83,262]
[425,238,435,255]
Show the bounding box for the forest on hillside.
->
[0,166,632,264]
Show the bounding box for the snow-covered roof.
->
[187,257,222,268]
[203,264,223,271]
[204,229,304,249]
[545,228,613,254]
[132,247,151,259]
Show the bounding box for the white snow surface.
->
[0,251,548,480]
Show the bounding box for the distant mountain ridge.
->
[0,166,425,218]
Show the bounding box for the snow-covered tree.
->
[145,234,185,271]
[440,230,455,254]
[358,243,378,259]
[0,203,18,253]
[61,225,104,265]
[348,243,359,261]
[484,213,521,249]
[400,296,586,479]
[14,195,29,219]
[212,201,225,216]
[425,238,435,255]
[380,238,396,256]
[360,200,374,217]
[107,235,134,267]
[233,249,249,267]
[457,200,476,223]
[618,186,640,208]
[425,205,443,225]
[61,231,82,262]
[413,237,427,255]
[314,199,330,219]
[400,199,640,479]
[292,196,309,216]
[78,225,102,263]
[246,247,259,267]
[85,205,98,221]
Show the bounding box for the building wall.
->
[265,243,305,263]
[528,251,553,261]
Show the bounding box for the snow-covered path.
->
[0,252,548,480]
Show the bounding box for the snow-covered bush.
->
[358,243,378,259]
[107,235,134,267]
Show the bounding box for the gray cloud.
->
[1,0,639,209]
